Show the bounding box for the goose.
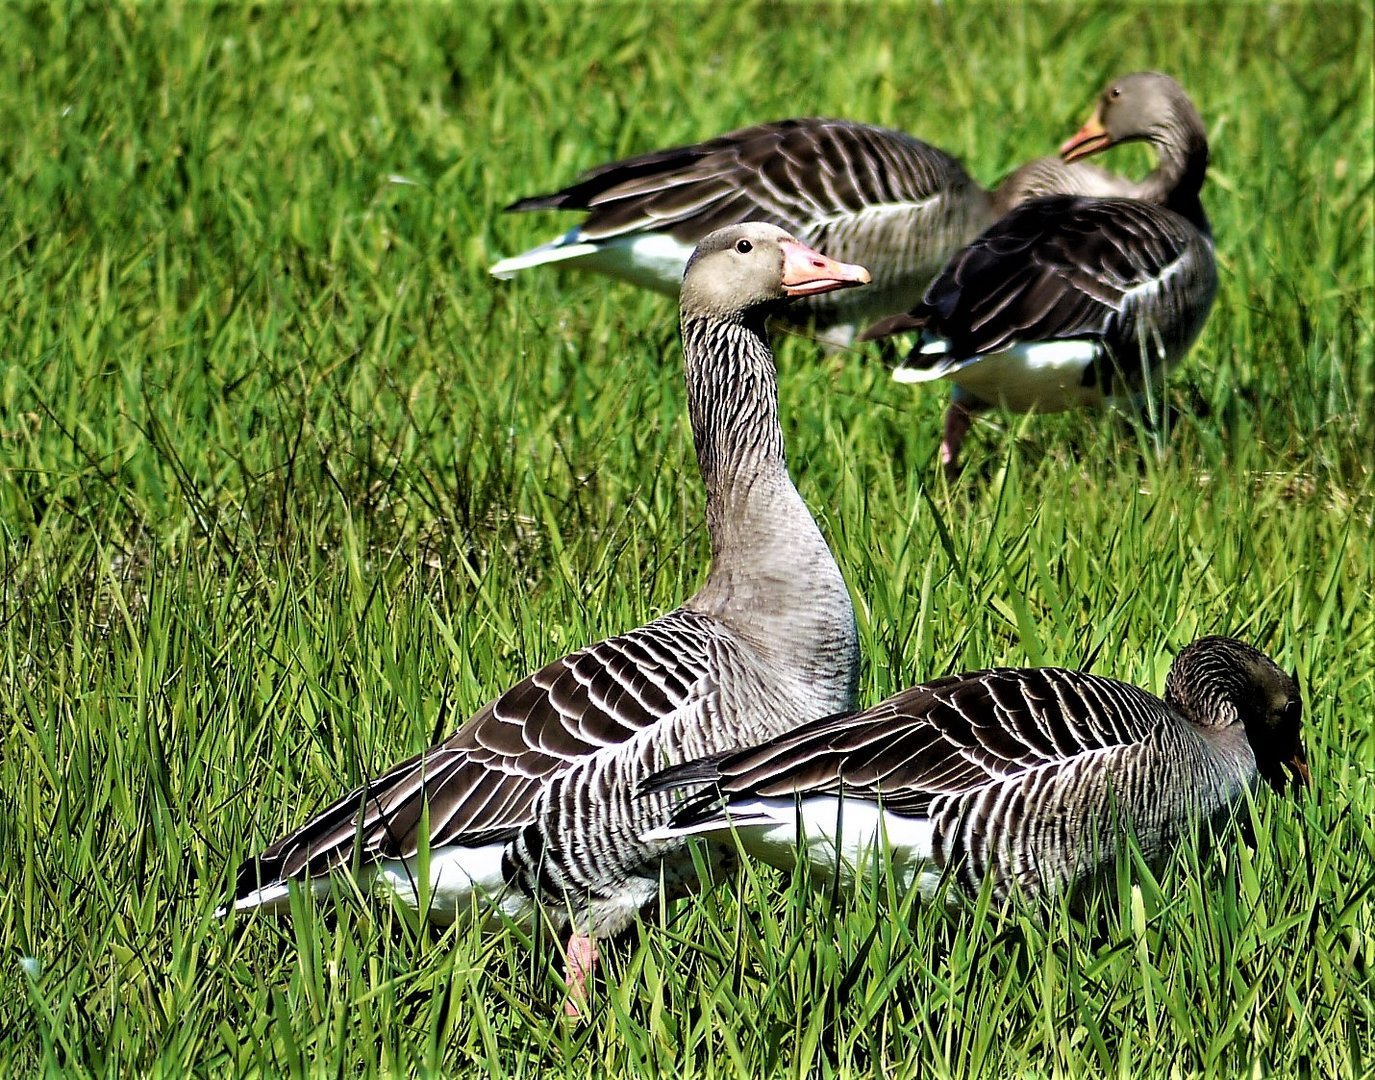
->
[224,224,868,1014]
[643,636,1308,903]
[861,72,1217,480]
[489,118,1135,347]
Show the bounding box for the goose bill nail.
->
[779,241,871,297]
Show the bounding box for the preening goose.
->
[992,153,1138,209]
[644,637,1307,903]
[224,224,867,1014]
[862,72,1217,480]
[490,118,1131,346]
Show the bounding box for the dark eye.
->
[735,239,752,254]
[1109,86,1121,99]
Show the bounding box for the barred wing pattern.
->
[653,666,1248,901]
[660,668,1170,818]
[234,608,720,898]
[500,119,994,335]
[508,119,982,245]
[868,195,1217,397]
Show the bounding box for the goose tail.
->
[489,233,599,279]
[638,756,737,841]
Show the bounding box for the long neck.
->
[681,310,786,503]
[1132,110,1211,235]
[679,309,857,708]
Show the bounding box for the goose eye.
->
[734,239,753,254]
[1109,86,1121,99]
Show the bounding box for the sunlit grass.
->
[0,1,1371,1075]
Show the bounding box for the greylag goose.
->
[861,72,1217,479]
[644,637,1307,903]
[490,118,1132,346]
[225,224,868,1014]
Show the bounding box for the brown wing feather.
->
[656,668,1174,823]
[234,609,716,897]
[505,118,977,245]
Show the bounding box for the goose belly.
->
[711,797,942,895]
[948,340,1111,413]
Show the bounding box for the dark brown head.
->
[1164,636,1308,793]
[680,223,870,323]
[1060,72,1205,163]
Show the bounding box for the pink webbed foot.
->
[942,401,975,482]
[562,932,599,1018]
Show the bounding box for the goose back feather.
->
[492,118,1125,344]
[862,72,1217,479]
[645,637,1306,903]
[875,193,1217,409]
[991,155,1137,213]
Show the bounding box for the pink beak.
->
[778,239,871,298]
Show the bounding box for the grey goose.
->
[862,72,1218,480]
[225,224,869,1014]
[490,118,1135,346]
[644,637,1308,903]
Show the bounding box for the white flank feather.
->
[222,842,531,926]
[894,339,1108,412]
[646,796,937,891]
[490,230,696,294]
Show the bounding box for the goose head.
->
[680,223,870,322]
[1164,636,1308,793]
[1059,72,1203,163]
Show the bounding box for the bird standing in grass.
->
[863,72,1217,480]
[225,224,869,1015]
[490,117,1138,347]
[645,636,1307,903]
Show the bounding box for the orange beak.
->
[1265,736,1310,794]
[779,239,871,298]
[1060,110,1113,163]
[1286,740,1311,790]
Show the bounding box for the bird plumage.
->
[645,637,1306,903]
[225,223,869,1012]
[491,118,1123,345]
[862,72,1217,479]
[871,194,1217,411]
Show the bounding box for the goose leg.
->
[562,932,599,1017]
[941,400,975,482]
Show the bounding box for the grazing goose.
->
[225,224,867,1014]
[644,637,1308,903]
[490,118,1132,346]
[862,72,1217,480]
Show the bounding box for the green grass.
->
[1,0,1371,1075]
